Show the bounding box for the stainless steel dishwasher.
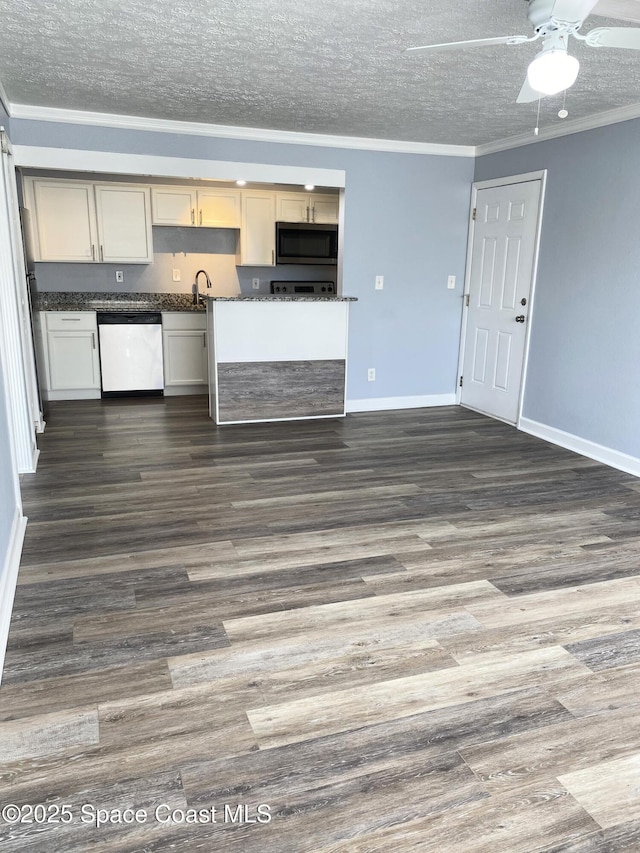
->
[97,312,164,397]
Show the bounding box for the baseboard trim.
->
[0,509,27,684]
[21,446,40,475]
[346,393,457,413]
[519,416,640,478]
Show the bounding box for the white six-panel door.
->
[461,179,542,424]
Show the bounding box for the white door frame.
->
[455,170,547,426]
[0,129,39,472]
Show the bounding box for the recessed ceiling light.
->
[236,180,247,186]
[304,184,315,191]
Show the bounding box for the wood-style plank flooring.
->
[3,397,640,851]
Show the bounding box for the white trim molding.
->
[0,134,39,473]
[346,393,456,413]
[520,417,640,479]
[9,104,476,158]
[476,101,640,157]
[8,98,640,160]
[0,508,27,683]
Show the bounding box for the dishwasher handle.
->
[97,312,162,325]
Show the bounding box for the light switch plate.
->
[252,278,260,290]
[447,275,456,289]
[375,276,384,290]
[172,269,181,282]
[115,270,124,283]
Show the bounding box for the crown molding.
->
[8,103,476,158]
[10,98,640,160]
[476,101,640,156]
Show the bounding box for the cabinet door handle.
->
[91,332,96,349]
[306,206,310,222]
[99,245,104,262]
[311,206,316,223]
[61,317,81,321]
[272,249,274,265]
[199,209,203,226]
[203,333,206,348]
[91,244,96,261]
[191,208,195,225]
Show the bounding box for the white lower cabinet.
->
[162,312,208,394]
[41,312,101,400]
[39,310,209,400]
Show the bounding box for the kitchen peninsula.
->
[206,295,356,424]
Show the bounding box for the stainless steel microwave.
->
[275,222,338,265]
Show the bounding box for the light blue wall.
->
[475,120,640,458]
[11,119,474,400]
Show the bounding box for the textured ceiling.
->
[1,0,640,146]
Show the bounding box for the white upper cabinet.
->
[29,181,98,262]
[198,189,241,228]
[151,187,241,228]
[311,195,340,224]
[151,187,197,226]
[276,193,339,224]
[94,185,153,263]
[276,194,309,224]
[238,191,276,266]
[25,178,153,264]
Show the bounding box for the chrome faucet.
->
[193,269,212,304]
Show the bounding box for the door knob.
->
[515,315,526,323]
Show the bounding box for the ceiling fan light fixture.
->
[527,49,580,96]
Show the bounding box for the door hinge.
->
[465,293,470,307]
[459,375,463,388]
[472,207,477,221]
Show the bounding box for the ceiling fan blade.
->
[585,24,640,45]
[592,0,640,23]
[406,34,530,53]
[516,77,546,103]
[550,0,600,22]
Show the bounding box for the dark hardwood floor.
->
[2,396,640,851]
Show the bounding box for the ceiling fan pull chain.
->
[558,90,569,119]
[534,97,541,136]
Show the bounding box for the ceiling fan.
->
[406,0,640,103]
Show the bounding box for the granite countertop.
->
[207,295,357,302]
[35,292,205,312]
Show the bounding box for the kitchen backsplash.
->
[33,226,337,296]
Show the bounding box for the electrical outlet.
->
[252,278,260,290]
[115,270,124,283]
[375,275,384,290]
[172,269,181,282]
[368,368,376,381]
[447,275,456,289]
